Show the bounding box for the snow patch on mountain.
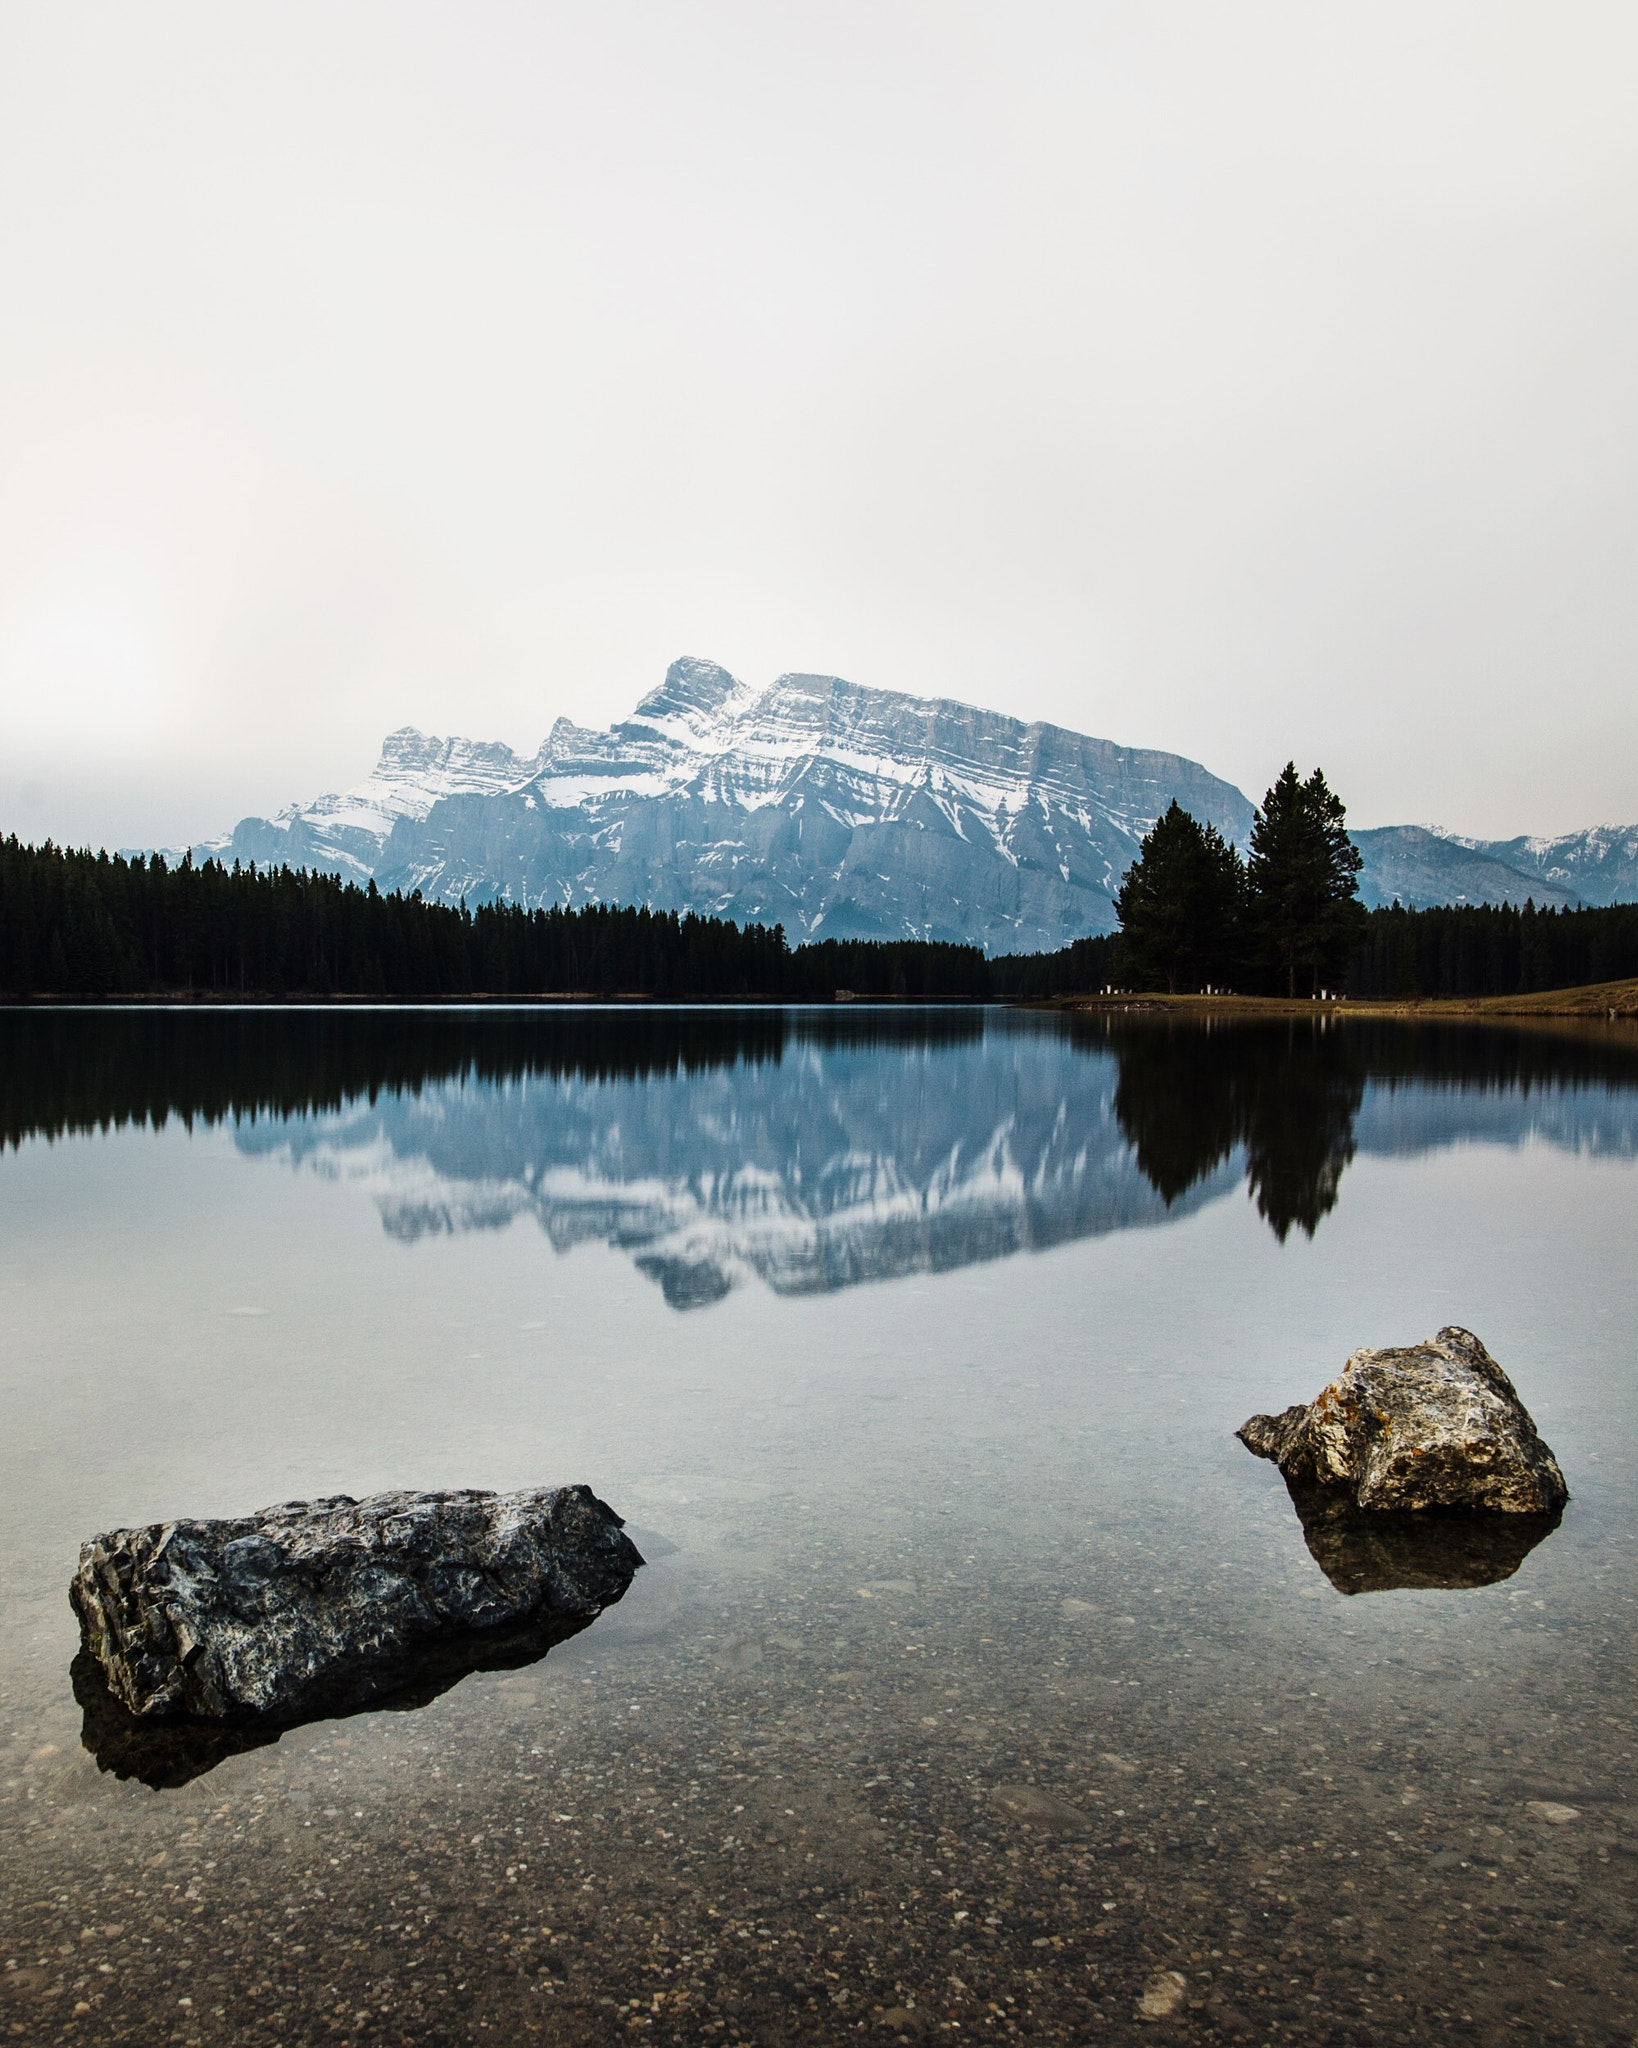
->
[198,655,1638,939]
[201,656,1256,948]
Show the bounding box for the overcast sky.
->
[2,2,1635,849]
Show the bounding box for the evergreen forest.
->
[0,835,987,1000]
[2,826,1637,1002]
[1107,765,1367,998]
[1103,762,1638,999]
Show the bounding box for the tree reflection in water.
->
[1111,1020,1365,1239]
[5,1006,1635,1286]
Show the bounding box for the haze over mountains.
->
[201,658,1638,951]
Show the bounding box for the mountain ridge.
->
[201,656,1638,947]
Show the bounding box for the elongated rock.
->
[71,1484,642,1722]
[1237,1326,1567,1514]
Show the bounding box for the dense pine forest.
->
[991,907,1638,1000]
[3,832,1637,1000]
[1343,899,1638,998]
[0,836,987,999]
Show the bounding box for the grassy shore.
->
[1048,976,1638,1020]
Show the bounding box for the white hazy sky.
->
[2,2,1636,849]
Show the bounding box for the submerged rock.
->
[71,1484,642,1727]
[1238,1326,1567,1514]
[990,1783,1090,1832]
[1283,1483,1561,1594]
[1136,1969,1189,2021]
[71,1600,587,1790]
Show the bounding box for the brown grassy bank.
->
[1046,976,1638,1021]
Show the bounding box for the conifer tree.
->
[1245,764,1365,997]
[1113,800,1245,993]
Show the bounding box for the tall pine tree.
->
[1113,800,1245,993]
[1245,764,1365,997]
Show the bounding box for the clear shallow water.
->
[3,1006,1638,2045]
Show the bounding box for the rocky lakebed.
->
[8,1425,1637,2048]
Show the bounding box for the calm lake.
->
[4,1005,1638,2045]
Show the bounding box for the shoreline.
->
[0,990,987,1008]
[3,975,1638,1018]
[1043,977,1638,1020]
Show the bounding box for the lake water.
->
[4,1005,1638,2045]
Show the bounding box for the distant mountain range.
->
[200,657,1638,951]
[1348,822,1638,917]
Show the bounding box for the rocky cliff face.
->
[200,657,1638,942]
[204,658,1255,951]
[1350,823,1638,910]
[1458,824,1638,907]
[211,728,536,886]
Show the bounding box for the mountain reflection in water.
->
[4,1006,1637,1306]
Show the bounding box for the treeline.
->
[6,829,1638,1004]
[794,937,990,999]
[1015,906,1638,1002]
[1100,763,1638,1000]
[988,933,1121,1000]
[1346,900,1638,999]
[0,836,989,999]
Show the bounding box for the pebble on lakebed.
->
[1237,1325,1568,1514]
[70,1484,643,1730]
[1135,1967,1188,2020]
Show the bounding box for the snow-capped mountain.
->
[207,727,537,888]
[203,657,1256,950]
[1349,822,1638,911]
[200,656,1638,943]
[1453,824,1638,905]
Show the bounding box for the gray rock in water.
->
[1238,1326,1568,1514]
[71,1484,642,1722]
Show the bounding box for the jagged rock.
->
[1238,1326,1567,1514]
[71,1485,642,1724]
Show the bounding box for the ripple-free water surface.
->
[3,1006,1638,2044]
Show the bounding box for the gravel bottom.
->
[5,1501,1637,2046]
